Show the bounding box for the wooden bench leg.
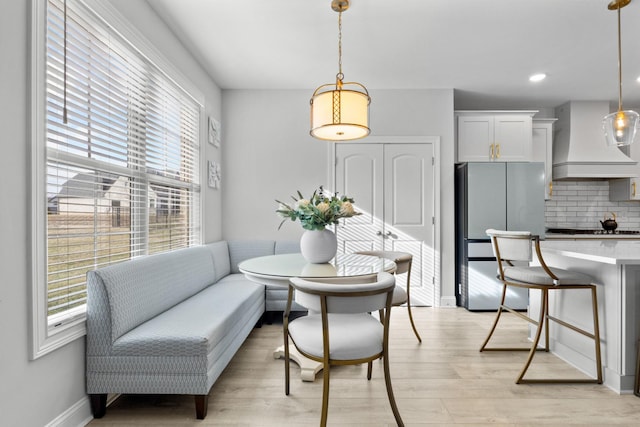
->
[195,395,208,419]
[89,394,107,418]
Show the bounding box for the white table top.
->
[238,253,396,280]
[540,239,640,265]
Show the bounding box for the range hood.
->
[553,101,637,180]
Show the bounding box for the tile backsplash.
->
[545,180,640,230]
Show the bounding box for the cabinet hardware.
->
[496,143,500,158]
[549,181,553,196]
[376,231,382,236]
[490,144,495,159]
[633,181,636,197]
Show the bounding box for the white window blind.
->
[43,0,201,323]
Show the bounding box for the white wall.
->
[0,1,222,425]
[222,89,456,304]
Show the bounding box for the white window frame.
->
[30,0,206,359]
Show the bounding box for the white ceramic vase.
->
[300,229,337,264]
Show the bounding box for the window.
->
[30,0,203,358]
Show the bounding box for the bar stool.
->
[355,251,422,343]
[480,229,603,384]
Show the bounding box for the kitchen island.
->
[537,240,640,393]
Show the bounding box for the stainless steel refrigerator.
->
[455,162,545,311]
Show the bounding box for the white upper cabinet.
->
[456,111,537,162]
[610,138,640,200]
[531,118,556,200]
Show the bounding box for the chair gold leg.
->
[591,286,603,384]
[479,284,508,352]
[635,338,640,397]
[383,353,404,427]
[320,362,330,427]
[544,292,550,351]
[516,289,548,384]
[406,302,422,343]
[367,361,373,380]
[405,272,422,343]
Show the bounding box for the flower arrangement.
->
[276,186,361,231]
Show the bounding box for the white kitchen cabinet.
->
[609,177,640,200]
[532,118,556,200]
[456,111,537,162]
[610,132,640,201]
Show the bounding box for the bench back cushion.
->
[228,240,277,273]
[204,241,231,283]
[275,240,300,255]
[91,246,215,340]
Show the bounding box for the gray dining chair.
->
[355,251,422,343]
[283,271,404,427]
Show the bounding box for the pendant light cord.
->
[617,5,623,112]
[336,10,344,84]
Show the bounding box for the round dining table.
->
[238,252,396,381]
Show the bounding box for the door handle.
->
[489,144,494,159]
[495,143,500,159]
[549,181,553,196]
[633,181,636,197]
[376,231,383,236]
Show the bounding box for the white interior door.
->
[335,143,436,306]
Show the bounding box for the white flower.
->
[277,204,289,217]
[340,201,355,215]
[295,199,310,210]
[316,202,330,213]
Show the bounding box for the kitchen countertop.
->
[545,233,640,240]
[540,239,640,265]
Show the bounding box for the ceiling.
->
[146,0,640,110]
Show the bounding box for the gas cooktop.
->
[546,228,640,235]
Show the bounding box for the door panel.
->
[384,144,435,306]
[467,163,506,239]
[334,144,384,254]
[506,162,545,235]
[467,260,528,310]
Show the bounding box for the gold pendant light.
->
[603,0,638,147]
[310,0,370,141]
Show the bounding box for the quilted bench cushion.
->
[112,279,264,360]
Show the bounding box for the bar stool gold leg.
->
[517,289,548,384]
[635,338,640,397]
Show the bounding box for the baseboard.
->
[45,396,93,427]
[44,393,121,427]
[439,296,457,307]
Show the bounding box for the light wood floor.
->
[88,307,640,426]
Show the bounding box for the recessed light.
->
[529,73,546,82]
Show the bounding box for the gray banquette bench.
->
[86,239,301,420]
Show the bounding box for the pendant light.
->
[310,0,370,141]
[603,0,638,147]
